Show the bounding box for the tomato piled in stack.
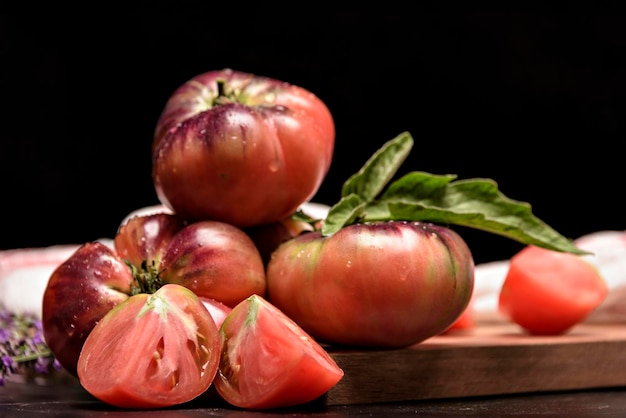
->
[41,68,595,410]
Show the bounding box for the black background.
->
[1,6,624,264]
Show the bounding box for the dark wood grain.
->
[325,324,626,405]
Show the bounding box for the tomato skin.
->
[245,217,315,266]
[215,295,344,410]
[266,221,475,348]
[498,245,608,335]
[158,220,266,307]
[42,242,132,377]
[440,302,475,334]
[42,213,265,377]
[77,284,221,409]
[152,68,335,228]
[114,212,185,268]
[200,297,232,329]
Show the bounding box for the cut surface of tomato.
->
[498,245,608,335]
[215,295,344,410]
[77,284,221,409]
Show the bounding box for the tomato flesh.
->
[215,295,344,410]
[498,245,608,335]
[77,284,221,409]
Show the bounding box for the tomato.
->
[77,284,221,409]
[42,213,265,376]
[266,221,475,348]
[152,68,335,228]
[214,295,344,410]
[440,302,475,334]
[42,242,132,377]
[245,217,315,266]
[200,297,232,329]
[114,212,266,307]
[498,245,609,335]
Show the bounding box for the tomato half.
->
[77,284,221,409]
[498,245,609,335]
[214,295,344,410]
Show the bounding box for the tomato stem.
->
[213,78,234,106]
[126,260,164,295]
[217,78,225,98]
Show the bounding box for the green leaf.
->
[381,171,458,199]
[317,131,587,255]
[322,194,367,236]
[341,131,413,201]
[292,209,322,227]
[360,174,586,255]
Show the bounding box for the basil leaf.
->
[317,131,587,255]
[341,131,413,201]
[322,194,367,236]
[361,174,584,254]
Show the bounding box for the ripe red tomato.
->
[214,295,344,410]
[152,68,335,228]
[244,217,316,266]
[440,302,475,334]
[498,245,608,335]
[266,221,475,348]
[77,284,221,409]
[199,296,232,329]
[42,213,265,376]
[41,242,132,377]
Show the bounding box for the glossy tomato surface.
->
[440,301,475,334]
[152,68,335,227]
[215,295,344,410]
[266,221,475,348]
[42,242,132,377]
[156,219,266,307]
[498,245,608,335]
[77,284,221,409]
[115,213,267,307]
[42,213,265,377]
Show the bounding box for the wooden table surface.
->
[2,379,626,417]
[3,322,626,416]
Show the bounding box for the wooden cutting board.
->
[324,322,626,405]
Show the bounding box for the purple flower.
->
[31,332,44,346]
[1,354,15,371]
[34,357,50,374]
[0,307,60,386]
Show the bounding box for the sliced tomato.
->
[214,294,344,410]
[77,284,221,409]
[498,245,608,335]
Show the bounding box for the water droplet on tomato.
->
[268,159,280,173]
[346,260,352,268]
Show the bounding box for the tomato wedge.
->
[498,245,608,335]
[77,284,221,409]
[214,295,344,410]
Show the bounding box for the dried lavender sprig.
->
[0,305,61,386]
